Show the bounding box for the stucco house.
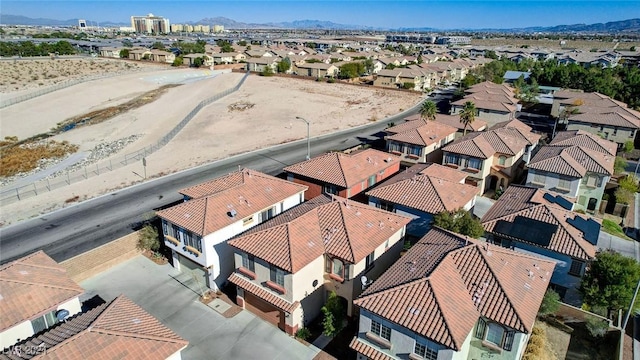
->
[0,251,83,350]
[367,163,477,238]
[481,185,600,302]
[295,63,339,78]
[128,48,152,61]
[350,227,555,360]
[245,57,279,73]
[156,169,307,291]
[526,130,615,213]
[385,120,457,163]
[227,195,411,335]
[284,149,401,201]
[149,49,176,64]
[401,113,488,137]
[98,46,124,58]
[211,52,246,64]
[374,69,402,88]
[2,295,188,360]
[182,53,213,67]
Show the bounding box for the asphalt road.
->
[0,101,423,264]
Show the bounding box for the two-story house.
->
[283,149,401,202]
[2,295,188,360]
[481,185,600,303]
[396,113,488,138]
[350,227,555,360]
[227,195,411,335]
[526,130,616,213]
[385,120,457,163]
[367,163,477,238]
[157,169,308,291]
[442,119,541,194]
[0,251,83,350]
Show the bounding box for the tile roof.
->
[349,337,394,360]
[550,130,617,156]
[385,121,457,147]
[0,251,84,332]
[229,194,411,271]
[528,145,614,177]
[283,149,401,188]
[366,163,477,214]
[481,185,598,260]
[355,227,554,350]
[158,169,307,236]
[0,295,188,360]
[228,273,300,312]
[569,111,640,129]
[443,120,539,159]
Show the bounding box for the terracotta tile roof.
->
[283,149,401,188]
[550,130,617,156]
[481,185,598,260]
[569,111,640,129]
[349,337,394,360]
[158,169,307,236]
[355,228,554,350]
[529,145,614,177]
[229,194,411,271]
[366,163,477,214]
[451,98,516,113]
[433,114,487,132]
[467,81,515,97]
[443,120,539,159]
[228,273,299,313]
[0,295,187,360]
[0,251,84,332]
[385,121,457,147]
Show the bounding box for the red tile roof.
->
[385,121,457,147]
[355,227,554,350]
[283,149,401,188]
[349,337,394,360]
[0,295,188,360]
[550,130,617,156]
[158,169,307,236]
[228,273,300,312]
[0,251,84,332]
[481,185,598,260]
[366,163,477,214]
[528,145,614,177]
[228,194,411,271]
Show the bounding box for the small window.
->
[323,184,338,195]
[368,175,376,187]
[569,259,584,276]
[270,264,285,286]
[260,207,274,222]
[365,251,375,269]
[414,341,438,360]
[243,216,254,226]
[31,311,57,334]
[371,320,391,341]
[242,253,255,272]
[486,323,504,346]
[468,158,482,170]
[498,156,506,166]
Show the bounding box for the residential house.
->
[228,195,411,335]
[182,53,213,67]
[0,251,83,350]
[294,63,339,78]
[367,163,477,238]
[156,169,308,291]
[284,149,401,201]
[245,49,274,58]
[526,130,615,213]
[374,69,402,88]
[402,113,488,137]
[149,49,176,64]
[351,227,555,360]
[385,120,457,163]
[98,47,123,59]
[397,69,425,91]
[0,295,188,360]
[481,185,600,302]
[245,57,279,73]
[211,52,247,64]
[128,48,152,61]
[451,95,517,125]
[442,120,541,193]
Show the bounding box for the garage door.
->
[178,254,208,291]
[244,292,285,331]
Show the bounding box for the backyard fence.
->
[0,71,250,205]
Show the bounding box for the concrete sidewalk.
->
[81,255,320,360]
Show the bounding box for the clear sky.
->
[3,0,640,29]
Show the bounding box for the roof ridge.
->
[427,272,461,349]
[90,328,189,345]
[0,252,61,272]
[334,153,350,187]
[285,222,295,272]
[201,197,209,235]
[0,278,82,293]
[424,175,448,211]
[337,203,357,263]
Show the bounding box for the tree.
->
[363,58,374,74]
[119,48,130,58]
[417,53,423,64]
[260,66,274,77]
[623,140,635,153]
[419,100,437,121]
[121,39,133,47]
[277,57,291,73]
[137,224,160,253]
[579,250,640,316]
[151,41,165,50]
[538,289,561,316]
[615,175,638,205]
[459,101,477,135]
[433,209,484,238]
[614,156,628,174]
[238,40,247,46]
[402,82,415,90]
[172,55,183,67]
[321,291,345,336]
[339,62,365,79]
[192,57,204,68]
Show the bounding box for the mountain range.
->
[1,14,639,33]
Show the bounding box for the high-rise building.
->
[213,25,224,33]
[78,19,87,30]
[130,13,170,34]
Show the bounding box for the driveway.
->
[597,231,640,261]
[472,196,495,219]
[80,255,320,360]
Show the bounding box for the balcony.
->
[238,267,257,280]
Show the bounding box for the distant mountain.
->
[191,17,266,29]
[0,14,127,27]
[193,17,375,30]
[536,18,640,33]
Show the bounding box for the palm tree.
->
[420,100,437,122]
[459,101,476,136]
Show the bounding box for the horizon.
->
[1,1,640,30]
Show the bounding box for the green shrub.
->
[295,327,311,340]
[585,317,609,338]
[538,289,561,316]
[137,224,160,252]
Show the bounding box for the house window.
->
[569,259,585,276]
[414,341,438,360]
[486,323,505,346]
[468,158,482,170]
[371,320,392,341]
[365,251,375,269]
[408,145,422,156]
[378,201,394,212]
[162,221,168,236]
[326,257,350,280]
[533,172,545,185]
[323,184,338,195]
[242,253,255,272]
[31,310,57,334]
[183,231,202,253]
[260,207,275,222]
[558,177,571,190]
[243,216,254,226]
[475,318,515,351]
[368,175,376,187]
[270,264,285,286]
[498,156,506,166]
[388,142,403,153]
[585,175,597,187]
[445,153,459,165]
[613,128,618,136]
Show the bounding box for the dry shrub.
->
[0,140,79,177]
[522,325,546,360]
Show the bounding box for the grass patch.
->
[0,140,78,177]
[601,219,633,241]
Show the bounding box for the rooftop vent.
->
[228,209,238,218]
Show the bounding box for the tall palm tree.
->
[459,101,477,136]
[420,100,437,122]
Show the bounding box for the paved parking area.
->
[81,255,319,360]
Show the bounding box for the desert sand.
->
[0,62,421,226]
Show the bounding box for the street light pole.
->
[296,116,311,160]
